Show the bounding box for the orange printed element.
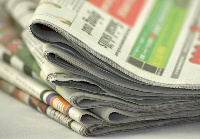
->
[8,42,19,54]
[12,88,28,104]
[1,34,20,46]
[50,96,70,114]
[90,0,146,26]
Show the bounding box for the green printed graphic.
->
[17,47,41,75]
[127,0,189,75]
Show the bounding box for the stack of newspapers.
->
[1,0,200,136]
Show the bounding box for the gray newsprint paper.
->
[1,0,200,136]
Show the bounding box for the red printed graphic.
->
[1,34,20,45]
[191,25,200,32]
[13,88,28,104]
[89,0,146,26]
[8,42,19,54]
[190,45,200,64]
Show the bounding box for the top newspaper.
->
[30,0,200,88]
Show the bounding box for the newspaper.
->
[0,60,103,124]
[27,0,200,123]
[22,28,200,110]
[1,0,200,136]
[26,1,200,125]
[1,0,72,91]
[26,0,200,122]
[0,43,39,81]
[30,0,200,89]
[0,4,41,81]
[2,79,200,137]
[21,30,200,124]
[2,0,92,93]
[0,78,88,136]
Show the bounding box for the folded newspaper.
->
[30,0,200,89]
[1,0,200,137]
[2,76,200,137]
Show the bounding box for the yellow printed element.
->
[150,46,165,66]
[56,16,72,26]
[38,2,61,8]
[56,86,62,95]
[40,71,46,82]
